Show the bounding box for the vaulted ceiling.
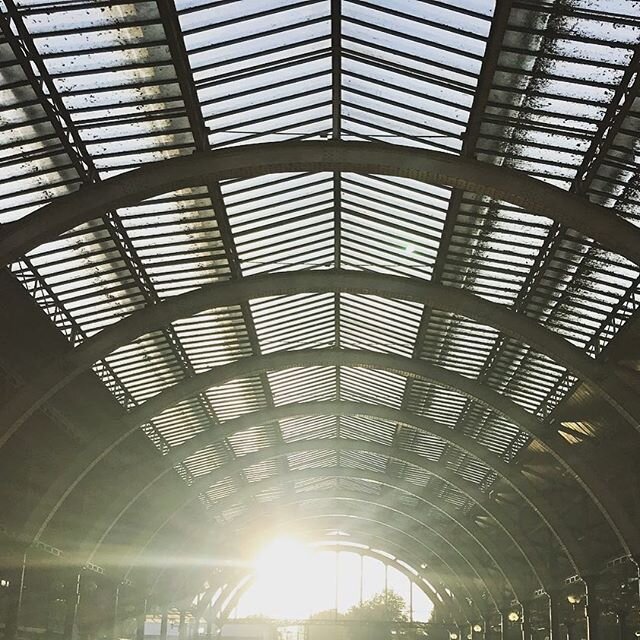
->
[1,0,640,627]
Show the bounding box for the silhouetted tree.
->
[344,591,408,640]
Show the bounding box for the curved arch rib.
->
[196,468,532,596]
[163,527,472,624]
[238,501,508,606]
[25,350,637,568]
[207,540,466,624]
[105,439,548,593]
[40,347,632,560]
[4,274,639,454]
[65,400,585,575]
[2,141,640,267]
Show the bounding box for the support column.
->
[136,597,147,640]
[110,583,121,640]
[583,576,600,640]
[616,610,627,640]
[179,610,188,640]
[499,609,508,640]
[548,592,562,640]
[520,602,532,640]
[206,620,213,640]
[160,609,169,640]
[63,571,81,640]
[3,545,26,640]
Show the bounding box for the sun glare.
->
[255,537,310,578]
[232,538,433,621]
[240,537,340,619]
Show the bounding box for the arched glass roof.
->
[1,0,640,617]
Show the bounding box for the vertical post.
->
[520,602,531,640]
[335,549,339,615]
[583,576,600,640]
[63,571,81,640]
[206,619,213,640]
[616,610,627,640]
[136,597,147,640]
[179,610,187,640]
[409,581,414,623]
[548,592,561,640]
[482,617,489,640]
[384,563,388,601]
[499,609,508,640]
[111,583,121,640]
[3,545,26,640]
[160,609,169,640]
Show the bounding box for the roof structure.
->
[1,0,640,636]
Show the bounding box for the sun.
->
[239,537,338,619]
[232,538,434,621]
[255,537,310,578]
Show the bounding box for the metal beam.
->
[228,498,506,605]
[6,271,640,452]
[155,0,289,500]
[157,506,496,615]
[193,537,466,622]
[3,142,640,269]
[106,438,548,594]
[9,279,637,558]
[114,458,544,612]
[212,540,468,622]
[195,469,530,594]
[150,523,475,622]
[56,400,585,577]
[71,347,629,559]
[4,270,639,456]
